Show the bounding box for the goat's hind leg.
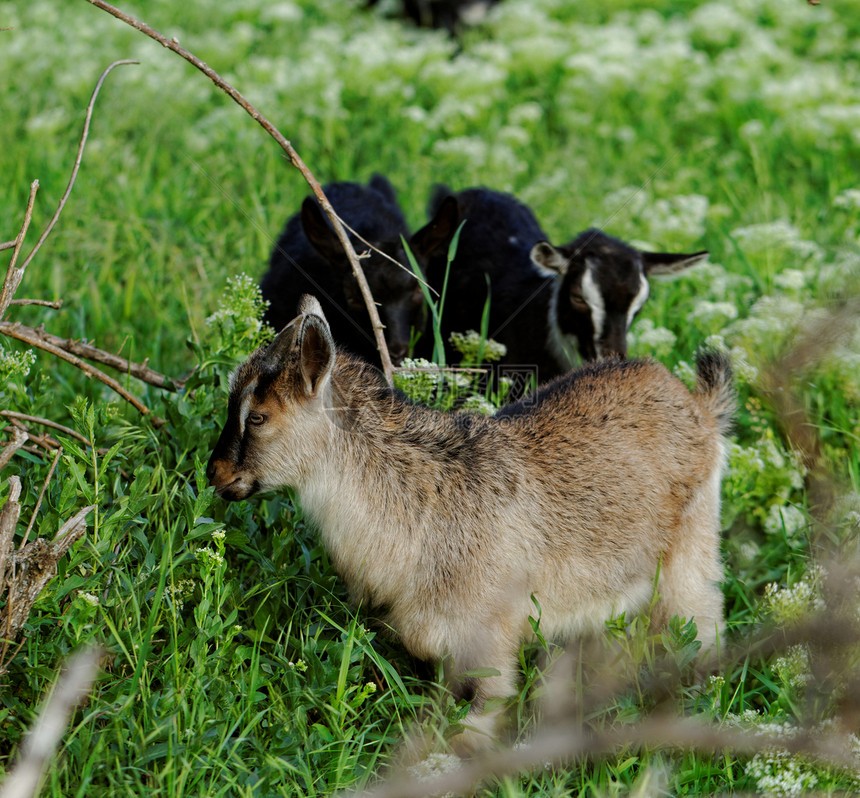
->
[652,469,725,657]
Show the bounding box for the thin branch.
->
[0,321,182,390]
[9,299,63,309]
[83,0,395,386]
[18,60,139,276]
[336,216,437,296]
[1,411,91,446]
[0,241,18,252]
[0,321,153,417]
[23,448,63,547]
[0,181,38,321]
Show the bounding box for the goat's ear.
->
[642,249,709,276]
[301,198,347,264]
[298,294,325,318]
[297,310,335,397]
[410,195,459,260]
[263,321,300,371]
[530,241,569,276]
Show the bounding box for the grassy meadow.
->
[2,0,860,794]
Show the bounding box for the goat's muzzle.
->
[206,457,256,502]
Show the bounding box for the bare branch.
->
[2,505,94,647]
[9,299,63,309]
[0,181,39,321]
[0,321,154,417]
[23,448,63,547]
[0,241,18,253]
[1,411,91,446]
[0,321,183,390]
[83,0,395,385]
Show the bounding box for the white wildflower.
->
[78,592,99,607]
[688,300,739,326]
[640,194,709,243]
[763,504,807,540]
[407,752,462,790]
[774,269,807,292]
[196,546,225,567]
[765,568,825,625]
[834,188,860,211]
[745,750,819,797]
[461,395,496,415]
[774,644,811,692]
[259,2,302,23]
[630,319,676,359]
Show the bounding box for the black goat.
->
[261,175,448,367]
[423,186,708,385]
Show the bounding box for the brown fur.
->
[207,295,735,750]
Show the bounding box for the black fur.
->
[260,175,423,367]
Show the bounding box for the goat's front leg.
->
[445,640,520,754]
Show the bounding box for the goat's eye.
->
[570,292,589,309]
[247,411,265,426]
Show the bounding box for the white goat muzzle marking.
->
[580,268,605,355]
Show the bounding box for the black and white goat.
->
[424,186,708,383]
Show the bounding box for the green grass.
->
[2,0,860,794]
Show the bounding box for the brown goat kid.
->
[207,296,735,750]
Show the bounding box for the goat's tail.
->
[694,350,736,437]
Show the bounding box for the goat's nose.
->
[388,341,408,366]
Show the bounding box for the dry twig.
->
[0,485,94,672]
[1,411,91,447]
[1,321,155,418]
[0,181,38,321]
[0,321,182,391]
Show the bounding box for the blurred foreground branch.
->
[0,647,101,798]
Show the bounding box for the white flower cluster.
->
[168,579,196,613]
[764,567,825,625]
[639,194,710,244]
[834,188,860,211]
[407,752,462,795]
[460,395,496,415]
[449,330,507,363]
[763,504,807,541]
[0,345,37,384]
[205,273,267,333]
[395,358,443,385]
[195,546,226,568]
[730,220,823,264]
[745,750,819,797]
[628,319,676,360]
[774,644,811,693]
